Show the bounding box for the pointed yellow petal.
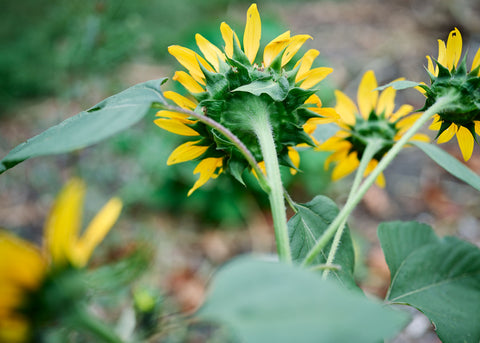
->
[472,48,480,75]
[0,231,45,290]
[357,70,378,120]
[324,147,349,170]
[426,55,435,75]
[456,126,474,161]
[288,147,300,175]
[332,152,359,181]
[437,39,447,69]
[167,140,208,165]
[164,91,197,110]
[304,94,322,106]
[334,90,357,126]
[281,34,312,66]
[168,45,214,84]
[220,22,241,58]
[408,133,430,143]
[446,28,462,69]
[173,71,205,94]
[320,135,352,151]
[377,86,396,118]
[45,178,85,266]
[363,160,385,188]
[390,104,414,122]
[154,118,199,136]
[475,121,480,136]
[243,3,261,64]
[253,161,267,179]
[437,123,456,144]
[195,34,226,72]
[188,157,223,196]
[396,113,422,134]
[71,198,122,267]
[263,31,291,67]
[299,67,333,89]
[155,110,193,122]
[294,49,320,82]
[428,114,442,131]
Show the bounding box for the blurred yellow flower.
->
[0,179,122,342]
[316,70,429,186]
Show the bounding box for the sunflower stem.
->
[321,140,380,279]
[162,104,270,193]
[252,109,292,263]
[302,94,455,267]
[73,305,124,343]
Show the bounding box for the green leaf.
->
[412,141,480,192]
[0,78,167,174]
[288,195,357,290]
[197,256,408,343]
[379,221,480,343]
[232,77,289,102]
[375,80,420,91]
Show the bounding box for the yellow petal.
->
[408,133,430,143]
[253,161,267,178]
[377,87,396,118]
[263,31,291,67]
[243,3,261,64]
[437,123,456,144]
[304,94,322,106]
[155,110,193,122]
[456,126,474,161]
[426,55,435,75]
[428,114,442,131]
[154,118,199,136]
[324,147,349,170]
[299,67,333,89]
[390,104,414,122]
[220,22,241,58]
[294,49,320,82]
[288,147,300,175]
[281,34,312,66]
[168,45,214,84]
[332,152,360,181]
[364,160,385,188]
[437,39,447,68]
[0,231,45,290]
[334,90,357,126]
[167,140,208,165]
[475,121,480,136]
[0,316,29,343]
[396,113,422,134]
[472,48,480,75]
[357,70,378,120]
[45,178,85,266]
[446,28,462,69]
[195,34,226,72]
[71,198,122,267]
[319,135,352,151]
[164,91,197,110]
[188,157,223,196]
[173,71,205,94]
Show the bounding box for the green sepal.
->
[232,76,290,102]
[284,87,317,113]
[469,65,480,77]
[268,46,289,73]
[454,56,468,77]
[436,60,452,78]
[285,64,301,85]
[225,58,252,89]
[295,107,323,122]
[278,151,300,172]
[227,157,248,186]
[198,63,229,99]
[197,99,225,123]
[231,37,251,66]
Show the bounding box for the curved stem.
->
[322,141,379,279]
[74,306,124,343]
[302,94,454,267]
[161,104,270,192]
[252,110,292,263]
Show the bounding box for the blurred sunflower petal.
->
[167,141,208,165]
[357,70,378,120]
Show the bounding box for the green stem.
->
[162,104,270,193]
[73,306,124,343]
[302,95,454,267]
[252,110,292,263]
[322,141,379,279]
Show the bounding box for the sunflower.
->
[155,3,333,195]
[316,70,429,186]
[0,179,122,342]
[421,27,480,161]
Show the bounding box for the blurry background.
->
[1,0,480,342]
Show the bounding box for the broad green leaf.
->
[288,195,357,290]
[412,141,480,192]
[0,78,167,174]
[380,222,480,343]
[197,256,408,343]
[377,221,439,277]
[232,77,289,101]
[375,80,420,91]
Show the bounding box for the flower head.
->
[155,3,333,195]
[420,28,480,160]
[315,70,429,186]
[0,179,122,342]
